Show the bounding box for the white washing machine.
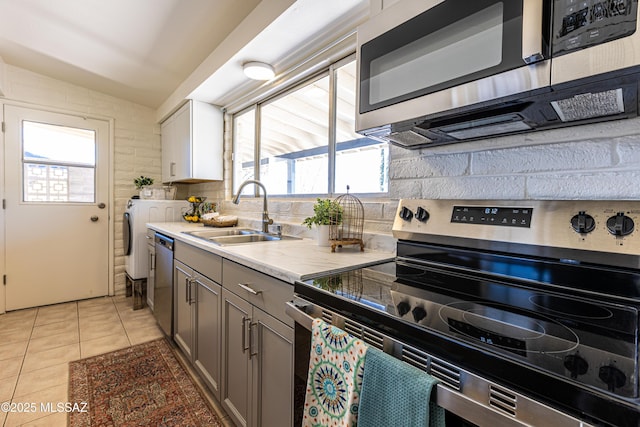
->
[123,198,187,282]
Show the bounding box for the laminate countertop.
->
[147,222,396,284]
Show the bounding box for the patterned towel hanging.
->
[302,318,368,427]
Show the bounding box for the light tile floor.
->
[0,295,231,427]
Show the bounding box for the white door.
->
[3,105,110,310]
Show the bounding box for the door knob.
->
[90,216,99,222]
[98,202,106,209]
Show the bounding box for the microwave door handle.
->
[522,0,545,64]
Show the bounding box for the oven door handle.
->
[285,301,315,331]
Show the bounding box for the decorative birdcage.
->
[329,186,364,253]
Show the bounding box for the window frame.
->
[231,53,389,198]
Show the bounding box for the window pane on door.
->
[22,120,96,202]
[260,75,330,195]
[335,61,389,193]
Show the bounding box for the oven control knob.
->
[606,212,634,236]
[396,301,411,317]
[411,306,427,322]
[563,354,589,379]
[598,365,626,392]
[570,211,595,234]
[415,206,430,223]
[399,206,413,221]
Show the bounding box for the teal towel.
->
[358,347,446,427]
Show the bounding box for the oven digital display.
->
[448,318,527,356]
[451,206,533,227]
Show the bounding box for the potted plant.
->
[134,176,154,198]
[302,198,343,246]
[134,176,154,190]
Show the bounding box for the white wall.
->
[2,64,162,295]
[0,56,6,96]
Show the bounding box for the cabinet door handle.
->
[241,316,251,353]
[249,321,259,359]
[170,162,176,177]
[185,278,190,303]
[149,253,155,271]
[190,279,197,304]
[238,283,262,295]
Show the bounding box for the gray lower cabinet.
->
[173,242,223,400]
[221,289,252,427]
[194,278,221,398]
[221,260,294,427]
[174,260,195,358]
[251,306,294,427]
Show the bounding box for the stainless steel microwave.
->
[357,0,640,148]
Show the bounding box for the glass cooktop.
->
[296,256,639,399]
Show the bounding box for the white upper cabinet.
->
[161,100,223,183]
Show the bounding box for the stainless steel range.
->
[288,199,640,427]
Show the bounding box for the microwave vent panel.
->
[388,130,434,146]
[550,88,625,122]
[442,116,533,139]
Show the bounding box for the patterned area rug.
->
[68,338,223,426]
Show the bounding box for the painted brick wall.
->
[2,64,161,294]
[390,117,640,200]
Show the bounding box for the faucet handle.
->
[272,224,282,237]
[263,212,274,225]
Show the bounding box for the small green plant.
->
[134,176,154,189]
[302,198,343,229]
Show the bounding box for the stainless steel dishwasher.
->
[153,233,174,336]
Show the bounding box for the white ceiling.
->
[0,0,370,110]
[0,0,261,107]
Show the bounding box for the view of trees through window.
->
[233,58,388,196]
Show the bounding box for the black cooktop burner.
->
[438,300,580,356]
[528,294,614,320]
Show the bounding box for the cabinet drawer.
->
[223,260,293,327]
[175,241,222,283]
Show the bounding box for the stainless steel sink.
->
[183,228,300,245]
[184,228,259,239]
[209,234,280,244]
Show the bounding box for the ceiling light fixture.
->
[243,61,275,80]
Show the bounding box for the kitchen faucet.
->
[232,179,273,233]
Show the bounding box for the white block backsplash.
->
[388,117,640,201]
